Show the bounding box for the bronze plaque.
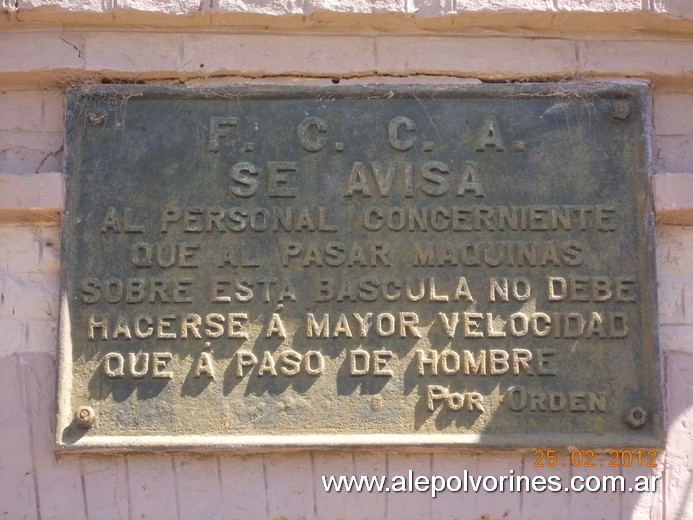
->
[57,84,662,451]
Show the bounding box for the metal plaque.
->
[57,84,662,451]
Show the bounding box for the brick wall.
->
[1,2,692,518]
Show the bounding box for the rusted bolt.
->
[75,405,95,429]
[88,113,107,126]
[613,100,631,120]
[626,406,647,428]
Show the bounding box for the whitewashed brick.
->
[654,0,693,18]
[406,0,454,16]
[475,454,523,518]
[518,452,572,519]
[0,174,64,224]
[656,226,693,278]
[684,283,693,324]
[568,452,622,517]
[0,226,48,273]
[654,173,693,226]
[81,32,379,76]
[660,325,693,354]
[557,0,643,11]
[81,456,129,520]
[454,0,547,10]
[664,351,693,519]
[126,454,179,519]
[351,452,387,516]
[655,135,693,174]
[118,0,202,14]
[174,455,224,519]
[621,462,664,519]
[430,453,479,516]
[0,130,63,175]
[654,92,693,137]
[83,32,183,73]
[217,0,304,14]
[24,318,57,354]
[433,454,525,518]
[0,32,84,73]
[184,34,377,76]
[1,273,59,320]
[38,227,60,269]
[40,91,66,133]
[218,454,269,518]
[0,355,37,518]
[265,453,314,518]
[385,454,432,518]
[21,353,86,520]
[18,0,113,12]
[0,316,24,354]
[5,31,693,86]
[658,280,684,324]
[305,0,403,14]
[313,452,358,518]
[579,41,693,77]
[304,0,407,14]
[0,90,63,134]
[5,0,693,16]
[665,461,693,520]
[375,36,577,77]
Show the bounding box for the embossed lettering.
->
[427,385,486,412]
[476,118,505,151]
[209,116,239,152]
[297,116,327,152]
[388,116,417,151]
[505,386,606,412]
[100,207,144,233]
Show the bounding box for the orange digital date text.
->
[533,449,658,468]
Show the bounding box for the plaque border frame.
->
[56,82,663,453]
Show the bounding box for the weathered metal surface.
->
[57,84,662,451]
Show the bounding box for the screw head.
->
[626,406,647,428]
[613,100,631,120]
[75,406,95,429]
[88,113,107,126]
